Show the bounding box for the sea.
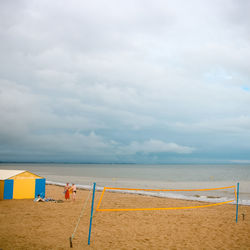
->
[1,163,250,205]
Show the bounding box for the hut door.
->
[13,179,35,199]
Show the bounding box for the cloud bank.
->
[0,0,250,163]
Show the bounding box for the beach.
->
[0,184,250,249]
[1,2,250,248]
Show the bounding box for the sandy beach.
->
[0,184,250,249]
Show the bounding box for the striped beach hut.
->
[0,170,45,200]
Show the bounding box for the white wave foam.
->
[46,180,250,206]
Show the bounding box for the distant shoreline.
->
[1,161,249,165]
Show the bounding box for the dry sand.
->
[0,184,250,249]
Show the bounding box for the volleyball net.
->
[96,185,237,212]
[87,183,240,245]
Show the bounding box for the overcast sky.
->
[0,0,250,163]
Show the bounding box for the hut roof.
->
[0,170,26,180]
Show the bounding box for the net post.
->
[236,182,239,223]
[88,182,96,245]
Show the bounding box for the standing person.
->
[64,183,70,200]
[71,183,77,201]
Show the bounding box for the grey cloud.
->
[120,140,195,155]
[0,0,250,162]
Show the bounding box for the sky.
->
[0,0,250,164]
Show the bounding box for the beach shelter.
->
[0,170,45,200]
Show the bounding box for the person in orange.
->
[64,183,70,200]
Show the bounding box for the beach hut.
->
[0,170,45,200]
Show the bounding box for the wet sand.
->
[0,184,250,249]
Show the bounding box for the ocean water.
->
[1,163,250,205]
